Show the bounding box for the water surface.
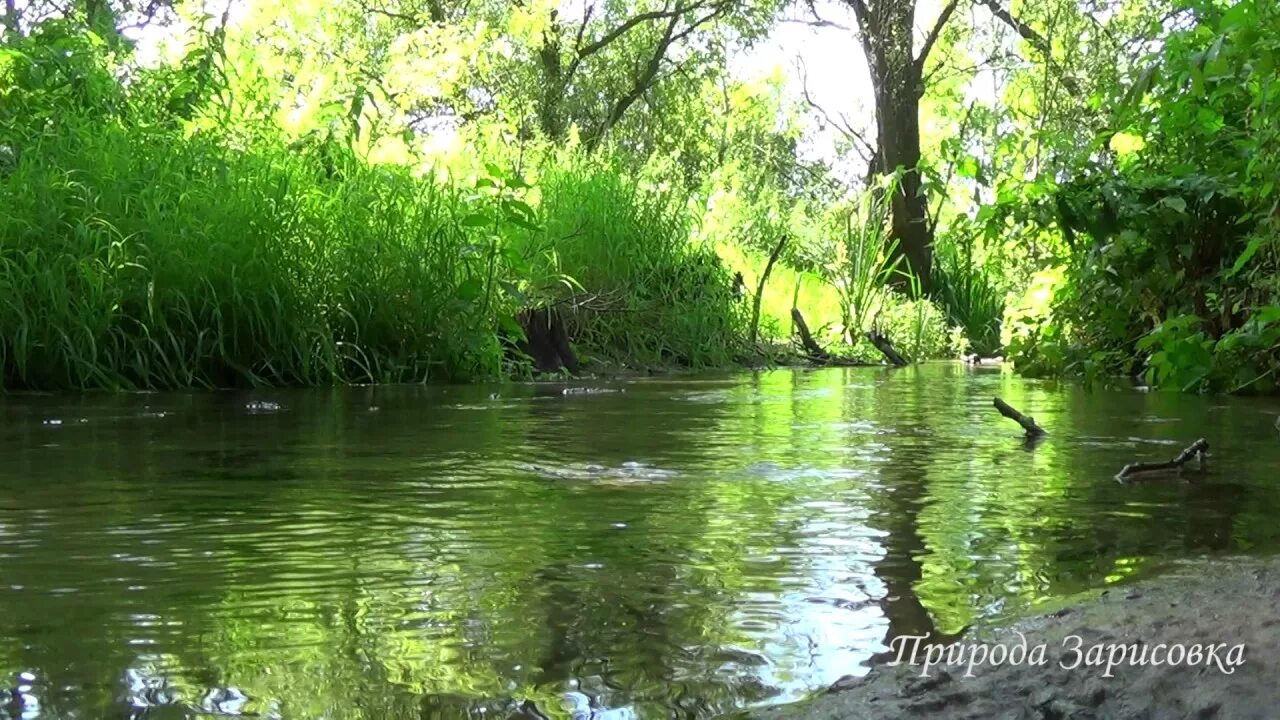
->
[2,365,1279,719]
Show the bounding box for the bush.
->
[876,292,952,361]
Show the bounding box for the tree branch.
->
[839,0,869,21]
[356,0,422,25]
[979,0,1081,95]
[576,6,685,60]
[796,57,875,158]
[2,0,18,39]
[586,2,727,148]
[915,0,961,74]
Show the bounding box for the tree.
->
[830,0,959,289]
[824,0,1096,289]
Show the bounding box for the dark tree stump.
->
[516,307,579,374]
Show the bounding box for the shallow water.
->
[1,364,1279,719]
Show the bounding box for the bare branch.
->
[915,0,961,73]
[576,7,685,60]
[979,0,1081,95]
[571,1,595,54]
[779,5,852,32]
[796,57,875,158]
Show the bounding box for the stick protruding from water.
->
[1115,438,1209,482]
[993,397,1046,438]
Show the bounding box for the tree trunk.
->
[848,0,947,292]
[875,92,932,290]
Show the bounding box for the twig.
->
[1115,439,1209,482]
[993,397,1046,437]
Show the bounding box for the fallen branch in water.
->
[867,330,909,367]
[993,397,1046,437]
[1115,438,1209,482]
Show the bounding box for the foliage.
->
[0,24,750,389]
[1001,267,1072,376]
[876,292,953,362]
[826,175,901,344]
[9,0,1280,392]
[535,155,748,369]
[994,0,1280,393]
[930,247,1005,357]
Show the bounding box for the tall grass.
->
[930,250,1006,356]
[0,121,509,388]
[829,179,901,343]
[0,27,750,389]
[536,156,747,368]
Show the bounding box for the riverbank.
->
[746,554,1279,720]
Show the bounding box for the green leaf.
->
[498,280,526,304]
[1220,3,1250,31]
[454,278,485,302]
[460,213,491,228]
[502,198,536,218]
[498,314,526,339]
[1228,235,1268,276]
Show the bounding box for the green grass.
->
[533,157,748,369]
[0,28,752,389]
[931,252,1006,356]
[0,117,510,389]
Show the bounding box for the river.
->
[1,364,1278,719]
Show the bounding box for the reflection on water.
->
[2,365,1279,719]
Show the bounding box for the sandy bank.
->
[746,555,1280,720]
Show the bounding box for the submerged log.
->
[993,397,1047,437]
[867,330,909,367]
[516,306,579,374]
[1116,438,1209,482]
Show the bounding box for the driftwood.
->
[1115,438,1209,482]
[790,309,871,366]
[792,308,830,361]
[867,330,909,367]
[993,397,1046,437]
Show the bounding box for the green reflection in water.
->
[1,366,1279,719]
